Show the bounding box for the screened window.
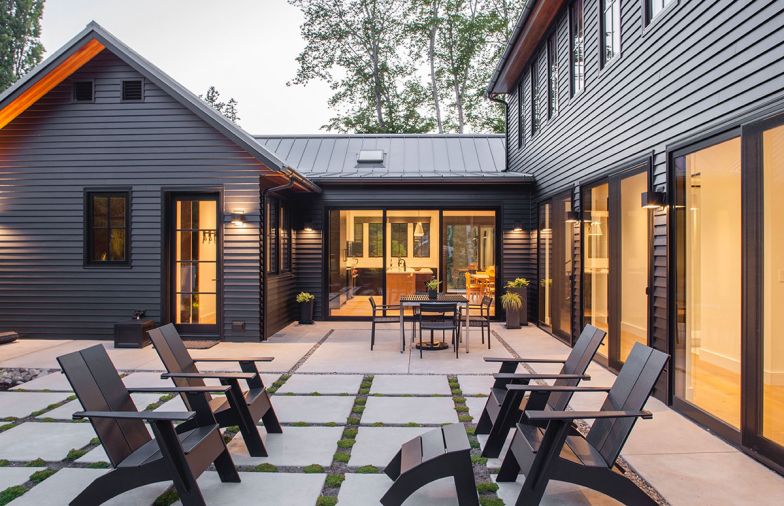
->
[390,222,407,257]
[86,191,129,265]
[601,0,621,66]
[368,222,383,257]
[547,33,559,118]
[266,199,279,274]
[646,0,674,23]
[413,222,430,258]
[570,0,585,95]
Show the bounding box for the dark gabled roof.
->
[255,134,533,183]
[0,21,319,193]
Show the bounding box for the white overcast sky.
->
[40,0,333,134]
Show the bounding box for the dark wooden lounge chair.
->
[148,323,281,457]
[382,423,477,506]
[475,324,606,458]
[57,345,239,506]
[496,343,668,506]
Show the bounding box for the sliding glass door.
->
[538,194,574,342]
[385,210,439,313]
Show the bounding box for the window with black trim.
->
[280,205,291,272]
[570,0,585,95]
[352,217,365,257]
[547,33,559,118]
[645,0,675,24]
[531,61,541,135]
[517,80,524,148]
[266,199,279,274]
[86,191,129,265]
[73,80,94,102]
[368,222,383,257]
[600,0,621,67]
[413,222,430,258]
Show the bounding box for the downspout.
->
[260,174,296,341]
[489,94,510,172]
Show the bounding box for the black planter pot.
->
[427,288,438,299]
[299,301,314,324]
[505,286,529,327]
[505,306,521,329]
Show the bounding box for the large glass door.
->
[538,194,574,343]
[171,195,219,333]
[583,182,610,358]
[442,211,496,314]
[385,210,439,313]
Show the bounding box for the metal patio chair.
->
[475,324,606,458]
[418,302,460,358]
[370,297,416,350]
[148,323,281,457]
[458,295,494,349]
[496,343,668,505]
[58,345,239,506]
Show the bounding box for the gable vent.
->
[73,81,94,102]
[122,80,143,101]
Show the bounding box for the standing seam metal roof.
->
[254,134,531,181]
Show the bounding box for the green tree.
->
[289,0,433,133]
[199,86,240,123]
[0,0,45,92]
[407,0,445,133]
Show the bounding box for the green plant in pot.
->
[425,278,440,299]
[503,277,530,327]
[296,291,315,324]
[501,290,523,329]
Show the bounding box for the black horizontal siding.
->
[502,0,784,401]
[0,50,263,341]
[292,184,535,321]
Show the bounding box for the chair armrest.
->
[73,410,196,422]
[127,386,230,394]
[484,357,567,364]
[506,385,611,393]
[161,372,256,380]
[524,410,653,421]
[193,357,273,363]
[494,373,590,381]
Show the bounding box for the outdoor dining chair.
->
[370,297,416,350]
[476,324,606,458]
[496,343,668,506]
[148,323,281,457]
[457,295,493,349]
[418,302,460,358]
[58,345,239,506]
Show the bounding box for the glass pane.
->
[558,197,574,335]
[177,293,192,324]
[675,137,741,429]
[584,183,609,357]
[110,196,125,227]
[177,262,194,293]
[443,211,496,308]
[92,196,108,228]
[177,200,193,230]
[619,172,649,363]
[193,294,217,324]
[177,231,194,261]
[539,203,552,327]
[109,228,125,261]
[328,210,383,317]
[603,0,620,63]
[386,210,439,312]
[267,201,279,272]
[571,0,585,94]
[763,124,784,446]
[92,229,109,262]
[173,197,217,325]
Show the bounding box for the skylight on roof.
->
[357,149,385,164]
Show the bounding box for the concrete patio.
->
[0,322,781,505]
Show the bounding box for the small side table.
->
[114,319,155,348]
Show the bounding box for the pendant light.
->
[588,221,603,237]
[414,222,424,237]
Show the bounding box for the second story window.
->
[547,33,559,118]
[531,60,543,135]
[646,0,675,24]
[570,0,585,95]
[517,81,524,147]
[600,0,621,67]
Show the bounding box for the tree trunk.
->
[454,81,465,133]
[371,45,386,130]
[429,3,443,133]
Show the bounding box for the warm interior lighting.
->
[512,223,523,231]
[413,222,424,237]
[588,221,603,236]
[0,38,105,129]
[303,222,315,231]
[641,190,666,209]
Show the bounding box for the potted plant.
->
[296,291,315,324]
[501,291,523,329]
[505,277,530,326]
[425,278,440,299]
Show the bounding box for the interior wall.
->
[764,125,784,386]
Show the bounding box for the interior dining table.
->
[398,294,470,354]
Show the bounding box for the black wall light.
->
[641,191,666,209]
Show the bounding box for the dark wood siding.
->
[0,50,264,341]
[502,0,784,400]
[292,184,535,321]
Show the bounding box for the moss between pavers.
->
[65,448,88,461]
[254,463,278,472]
[26,459,46,467]
[152,488,179,506]
[333,452,350,463]
[303,464,324,473]
[0,460,8,467]
[316,496,337,506]
[354,465,379,474]
[0,423,15,433]
[479,497,505,506]
[476,481,500,494]
[29,468,56,484]
[341,428,358,439]
[86,462,110,469]
[0,485,26,506]
[336,439,355,449]
[324,473,344,488]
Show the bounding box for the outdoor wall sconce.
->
[641,191,666,209]
[512,223,523,232]
[303,222,316,232]
[229,210,246,226]
[565,211,580,223]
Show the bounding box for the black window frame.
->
[531,60,541,136]
[266,198,280,274]
[368,222,383,258]
[600,0,622,68]
[644,0,676,26]
[569,0,585,96]
[280,204,292,273]
[517,80,524,148]
[547,32,559,119]
[390,222,408,257]
[73,80,95,103]
[121,79,144,102]
[84,190,131,267]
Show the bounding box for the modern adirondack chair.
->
[382,423,478,506]
[496,343,669,506]
[475,324,606,458]
[148,323,281,457]
[57,345,239,506]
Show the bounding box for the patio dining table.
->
[398,294,470,354]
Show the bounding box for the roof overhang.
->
[487,0,567,96]
[0,22,320,194]
[312,175,534,185]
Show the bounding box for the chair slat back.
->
[548,325,606,409]
[481,296,493,318]
[148,324,208,409]
[57,345,151,467]
[419,303,458,317]
[586,343,669,467]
